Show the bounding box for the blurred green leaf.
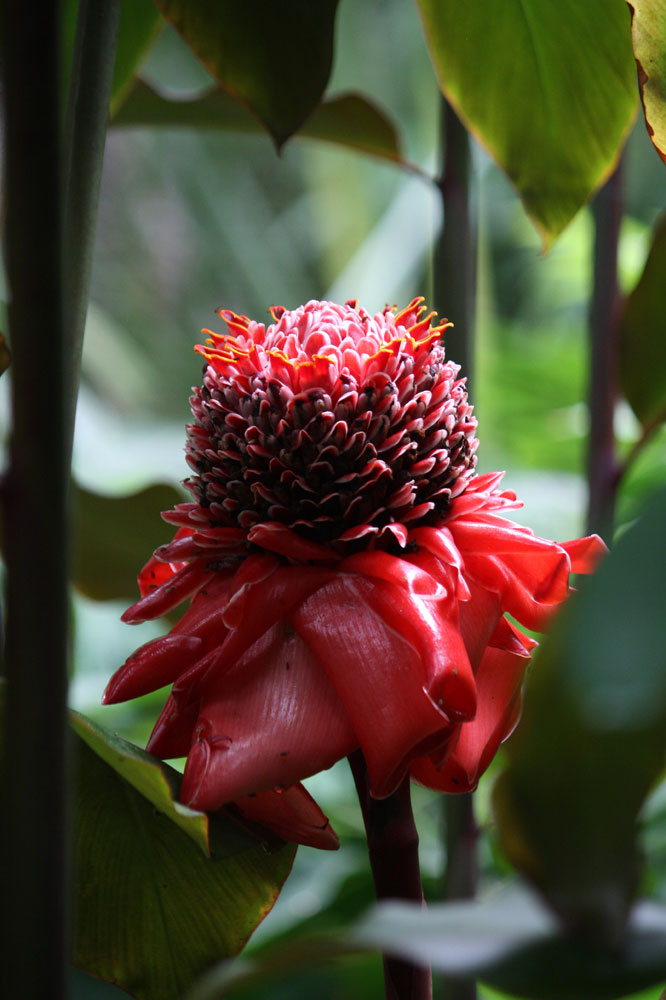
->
[62,0,163,113]
[110,0,164,115]
[619,213,666,427]
[0,332,10,376]
[72,482,183,602]
[415,0,637,247]
[628,0,666,165]
[186,887,666,1000]
[112,80,413,171]
[494,486,666,944]
[151,0,340,146]
[71,709,296,999]
[483,903,666,999]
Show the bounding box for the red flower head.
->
[104,298,605,849]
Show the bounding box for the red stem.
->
[348,751,432,1000]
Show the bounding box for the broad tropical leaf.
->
[415,0,637,246]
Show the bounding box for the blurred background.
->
[2,0,665,996]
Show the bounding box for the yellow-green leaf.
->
[72,711,295,999]
[628,0,666,164]
[415,0,637,247]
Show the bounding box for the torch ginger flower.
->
[104,298,605,849]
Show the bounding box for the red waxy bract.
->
[105,298,605,848]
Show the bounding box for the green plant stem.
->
[349,751,432,1000]
[0,3,68,996]
[586,163,623,540]
[62,0,122,455]
[433,96,475,386]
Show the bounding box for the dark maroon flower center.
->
[185,299,478,553]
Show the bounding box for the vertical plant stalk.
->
[433,95,478,1000]
[62,0,122,453]
[1,3,119,995]
[1,4,68,997]
[349,751,432,1000]
[433,97,475,385]
[586,163,623,540]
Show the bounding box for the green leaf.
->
[628,0,666,164]
[493,487,666,945]
[619,213,666,428]
[110,0,164,115]
[70,711,257,859]
[186,888,666,1000]
[112,80,412,170]
[71,710,296,999]
[72,482,184,602]
[62,0,163,114]
[415,0,637,247]
[151,0,340,146]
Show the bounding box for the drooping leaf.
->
[71,710,296,999]
[415,0,637,247]
[185,887,666,1000]
[493,486,666,944]
[619,213,666,427]
[112,80,413,171]
[151,0,340,146]
[0,332,10,376]
[62,0,163,114]
[72,482,184,602]
[628,0,666,164]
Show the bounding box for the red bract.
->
[105,298,605,849]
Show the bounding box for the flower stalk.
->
[349,751,432,1000]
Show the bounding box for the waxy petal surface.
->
[291,575,449,798]
[180,623,357,811]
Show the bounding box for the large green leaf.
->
[628,0,666,164]
[71,710,296,999]
[112,80,411,171]
[619,213,666,427]
[72,482,184,602]
[415,0,637,247]
[493,486,666,944]
[151,0,340,146]
[186,888,666,1000]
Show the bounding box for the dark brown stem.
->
[433,95,479,1000]
[0,2,68,997]
[586,164,623,540]
[349,751,432,1000]
[433,97,475,387]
